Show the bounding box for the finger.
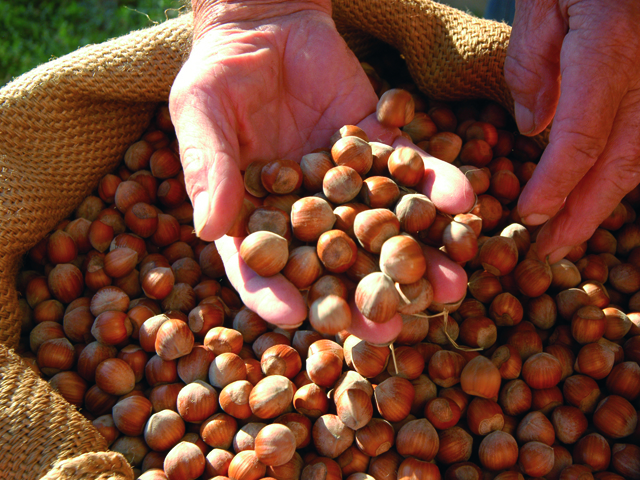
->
[169,58,244,241]
[357,113,402,146]
[534,89,640,263]
[347,300,403,346]
[215,235,307,327]
[394,137,476,215]
[421,245,468,306]
[517,16,634,225]
[504,0,566,135]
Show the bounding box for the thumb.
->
[504,0,567,135]
[169,61,244,241]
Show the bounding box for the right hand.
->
[169,0,473,340]
[505,0,640,263]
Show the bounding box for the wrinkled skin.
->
[506,0,640,263]
[169,0,474,339]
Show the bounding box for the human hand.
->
[505,0,640,263]
[169,0,473,341]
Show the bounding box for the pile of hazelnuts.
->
[16,56,640,480]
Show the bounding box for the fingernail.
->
[547,245,573,264]
[521,213,550,226]
[193,191,210,237]
[514,101,535,135]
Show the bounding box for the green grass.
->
[0,0,184,86]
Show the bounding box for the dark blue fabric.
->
[485,0,516,25]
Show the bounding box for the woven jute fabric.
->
[0,1,525,477]
[0,348,129,479]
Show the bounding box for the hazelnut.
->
[37,337,75,376]
[145,354,178,387]
[394,194,436,233]
[149,383,183,413]
[442,221,478,263]
[155,319,194,361]
[219,380,254,419]
[239,231,289,277]
[460,355,501,399]
[387,147,424,187]
[360,176,400,209]
[235,426,266,455]
[255,423,297,466]
[200,413,238,450]
[247,206,291,241]
[396,458,440,480]
[322,166,363,204]
[376,89,415,127]
[592,395,638,439]
[261,159,303,194]
[301,152,334,193]
[274,412,313,450]
[355,272,399,324]
[331,136,373,175]
[164,441,205,480]
[282,246,324,289]
[290,197,336,242]
[112,395,153,436]
[205,449,234,478]
[228,450,267,480]
[95,358,135,396]
[48,371,88,407]
[205,327,243,355]
[177,380,218,423]
[425,131,463,163]
[261,344,302,379]
[144,410,186,452]
[478,431,518,471]
[424,397,461,430]
[293,383,329,420]
[312,414,355,459]
[373,376,415,422]
[396,418,439,461]
[309,295,352,335]
[353,209,400,254]
[48,263,84,304]
[209,352,247,389]
[249,375,295,419]
[91,414,119,448]
[91,310,132,346]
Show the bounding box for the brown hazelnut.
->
[164,441,205,480]
[261,159,303,194]
[176,380,218,423]
[323,166,363,204]
[112,395,153,436]
[255,423,297,466]
[239,231,289,277]
[312,414,355,459]
[359,176,400,209]
[249,375,295,419]
[200,412,238,450]
[144,410,186,452]
[331,136,373,175]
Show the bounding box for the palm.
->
[174,9,378,171]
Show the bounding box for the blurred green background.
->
[0,0,488,87]
[0,0,183,86]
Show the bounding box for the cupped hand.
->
[505,0,640,263]
[169,0,473,339]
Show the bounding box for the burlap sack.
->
[0,1,518,477]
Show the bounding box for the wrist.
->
[192,0,332,40]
